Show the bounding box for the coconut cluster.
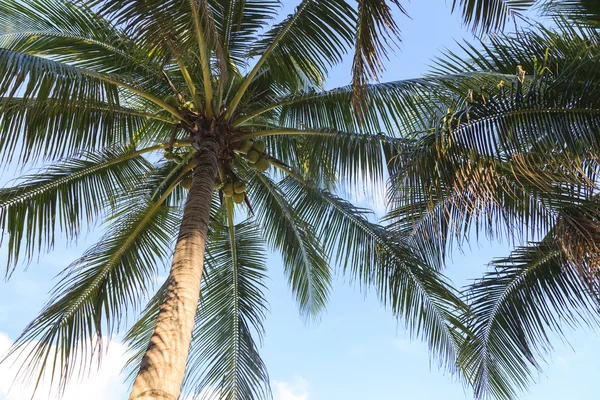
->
[164,95,195,111]
[221,178,246,204]
[235,140,270,172]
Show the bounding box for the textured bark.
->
[129,137,219,400]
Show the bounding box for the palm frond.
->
[0,0,163,76]
[0,95,176,163]
[244,168,330,320]
[183,218,270,400]
[245,0,356,90]
[451,0,535,33]
[462,225,599,399]
[388,24,600,268]
[543,0,600,26]
[212,0,280,69]
[2,164,184,393]
[277,171,468,372]
[352,0,406,111]
[0,146,160,272]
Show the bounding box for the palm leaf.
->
[244,168,330,320]
[245,0,356,89]
[2,163,185,393]
[462,232,598,399]
[352,0,406,111]
[0,146,160,271]
[182,218,270,400]
[0,0,163,76]
[451,0,536,33]
[278,172,468,371]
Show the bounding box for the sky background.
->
[1,1,600,399]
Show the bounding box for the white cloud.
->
[273,375,310,400]
[0,333,313,400]
[555,355,569,370]
[0,332,129,400]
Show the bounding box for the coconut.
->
[181,176,192,190]
[255,158,269,172]
[233,181,246,194]
[164,95,179,108]
[182,101,195,111]
[222,182,234,197]
[232,193,245,204]
[246,150,260,163]
[236,140,254,153]
[164,151,174,160]
[253,140,266,153]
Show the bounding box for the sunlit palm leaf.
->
[3,164,184,392]
[245,169,330,319]
[0,146,155,271]
[183,218,270,400]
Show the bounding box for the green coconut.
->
[253,140,266,153]
[255,158,269,172]
[164,95,179,108]
[236,140,254,153]
[181,176,192,190]
[182,101,195,111]
[232,192,245,204]
[233,181,246,194]
[222,182,235,197]
[246,150,260,163]
[164,151,175,160]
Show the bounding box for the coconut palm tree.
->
[0,1,479,399]
[385,18,600,400]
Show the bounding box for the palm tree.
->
[385,17,600,400]
[0,1,476,399]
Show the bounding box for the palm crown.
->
[0,0,471,398]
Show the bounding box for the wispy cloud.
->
[0,332,128,400]
[555,355,569,370]
[273,375,310,400]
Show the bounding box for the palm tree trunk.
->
[129,138,219,400]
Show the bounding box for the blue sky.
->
[1,1,600,399]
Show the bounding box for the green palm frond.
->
[211,0,280,69]
[432,19,600,77]
[451,0,536,33]
[90,0,195,56]
[241,128,398,188]
[183,219,270,400]
[3,165,184,393]
[0,96,176,163]
[0,0,163,76]
[273,81,441,134]
[387,22,600,268]
[543,0,600,25]
[461,222,599,399]
[278,172,468,370]
[246,0,356,89]
[245,169,330,320]
[0,50,124,161]
[352,0,406,109]
[0,146,161,271]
